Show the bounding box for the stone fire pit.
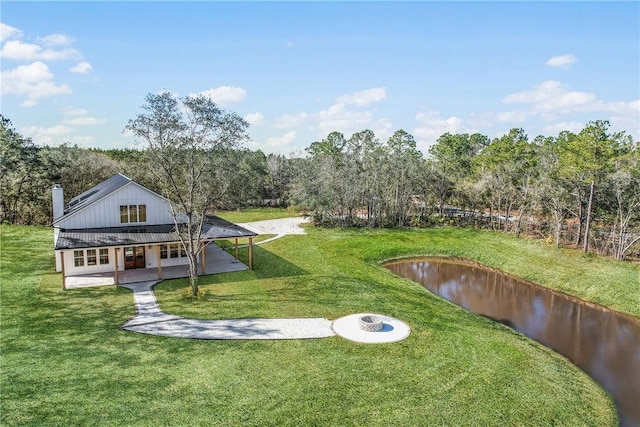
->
[359,314,384,332]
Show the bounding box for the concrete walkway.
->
[118,217,410,342]
[120,281,336,340]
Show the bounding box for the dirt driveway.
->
[237,216,309,236]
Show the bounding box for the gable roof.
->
[55,173,132,224]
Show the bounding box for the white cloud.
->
[40,34,74,46]
[69,61,93,74]
[285,41,294,48]
[22,124,73,144]
[62,106,88,116]
[503,80,596,114]
[543,121,584,136]
[244,112,264,126]
[497,110,527,123]
[0,23,22,42]
[501,81,639,137]
[0,39,80,61]
[371,118,393,142]
[1,61,72,106]
[273,112,308,129]
[546,54,577,69]
[265,131,297,148]
[23,124,73,137]
[336,87,386,106]
[62,116,106,126]
[413,110,463,154]
[193,86,247,106]
[315,103,374,135]
[21,124,97,147]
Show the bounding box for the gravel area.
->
[237,216,309,236]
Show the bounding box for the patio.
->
[64,243,247,289]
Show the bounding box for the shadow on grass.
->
[209,245,310,285]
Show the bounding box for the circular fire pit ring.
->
[332,313,411,344]
[359,314,384,332]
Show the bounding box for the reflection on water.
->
[385,258,640,427]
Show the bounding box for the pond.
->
[384,257,640,427]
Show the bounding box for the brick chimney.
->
[52,184,64,221]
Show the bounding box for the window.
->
[74,250,84,267]
[87,249,97,266]
[120,205,129,223]
[138,204,147,222]
[129,205,138,222]
[119,204,147,224]
[170,244,179,258]
[99,248,109,265]
[162,244,187,259]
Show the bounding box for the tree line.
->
[2,114,639,261]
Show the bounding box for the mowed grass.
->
[3,216,637,426]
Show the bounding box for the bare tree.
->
[125,92,249,296]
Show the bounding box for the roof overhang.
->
[54,216,257,250]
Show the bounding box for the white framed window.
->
[87,249,97,266]
[99,248,109,265]
[74,250,84,267]
[119,204,147,224]
[161,243,187,259]
[160,244,168,259]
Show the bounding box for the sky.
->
[1,1,639,156]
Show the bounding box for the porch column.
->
[201,245,206,275]
[156,245,162,280]
[60,251,66,290]
[248,237,253,269]
[114,248,120,285]
[234,238,239,259]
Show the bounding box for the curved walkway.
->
[120,281,335,340]
[119,217,410,342]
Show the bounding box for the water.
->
[384,257,640,426]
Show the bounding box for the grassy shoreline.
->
[3,218,635,425]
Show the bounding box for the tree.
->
[560,121,624,252]
[264,153,291,206]
[605,145,640,260]
[0,116,43,224]
[125,92,249,296]
[473,128,532,232]
[428,132,489,215]
[384,130,423,226]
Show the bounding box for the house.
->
[53,173,257,288]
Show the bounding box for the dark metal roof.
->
[201,216,257,239]
[55,216,257,250]
[56,173,132,223]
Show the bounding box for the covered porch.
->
[64,243,249,289]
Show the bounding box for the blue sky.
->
[1,1,638,156]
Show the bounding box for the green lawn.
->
[3,217,637,426]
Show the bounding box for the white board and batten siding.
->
[58,246,118,275]
[56,182,174,230]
